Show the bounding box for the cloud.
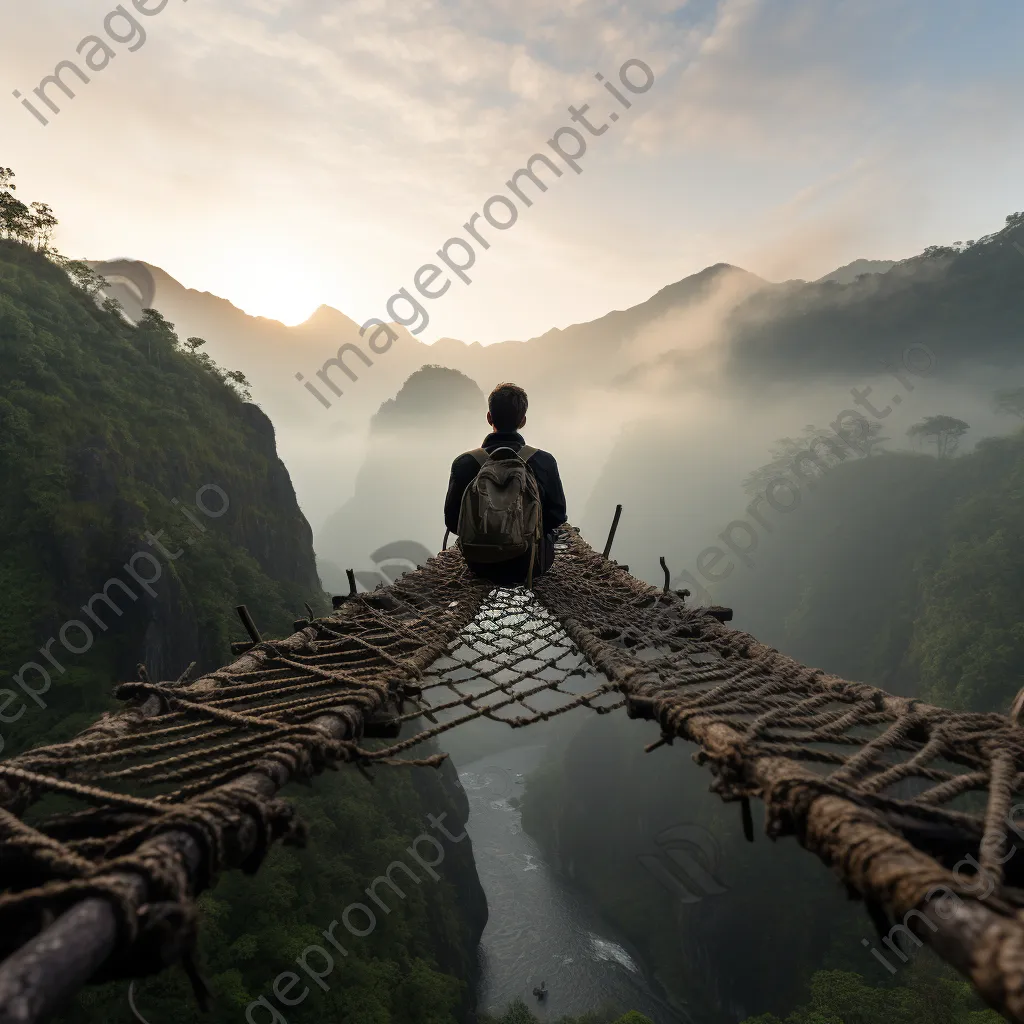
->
[4,0,1024,344]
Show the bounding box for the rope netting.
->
[389,544,624,752]
[2,527,1024,1021]
[536,532,1024,1021]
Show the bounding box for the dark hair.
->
[488,382,529,432]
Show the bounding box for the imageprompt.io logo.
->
[93,260,156,324]
[128,981,154,1023]
[353,541,434,592]
[637,824,729,904]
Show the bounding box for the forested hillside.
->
[0,232,322,753]
[62,756,487,1024]
[0,215,489,1023]
[718,428,1024,715]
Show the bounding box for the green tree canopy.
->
[740,968,1003,1024]
[907,415,969,458]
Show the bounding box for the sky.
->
[3,0,1024,343]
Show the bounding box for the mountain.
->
[724,221,1024,382]
[88,256,430,430]
[371,362,486,429]
[316,365,485,580]
[94,213,1024,406]
[89,258,434,535]
[429,262,767,390]
[816,258,896,284]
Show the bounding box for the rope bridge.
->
[1,529,1024,1021]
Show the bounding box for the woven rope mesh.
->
[3,526,1024,1017]
[542,535,1020,826]
[390,585,622,752]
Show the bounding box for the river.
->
[459,744,686,1024]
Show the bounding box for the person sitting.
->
[444,382,567,586]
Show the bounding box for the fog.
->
[94,215,1024,599]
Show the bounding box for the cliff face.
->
[2,241,488,1023]
[0,240,328,750]
[51,400,322,687]
[413,754,491,1018]
[520,712,867,1024]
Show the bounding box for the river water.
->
[460,744,686,1024]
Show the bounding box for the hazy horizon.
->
[87,252,899,343]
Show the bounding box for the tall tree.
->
[53,256,107,296]
[224,368,253,401]
[0,194,30,242]
[0,167,24,241]
[28,202,57,251]
[0,168,48,246]
[907,415,969,458]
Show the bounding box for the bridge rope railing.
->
[0,549,496,1024]
[0,528,1023,1020]
[536,532,1024,1022]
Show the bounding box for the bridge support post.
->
[602,504,623,559]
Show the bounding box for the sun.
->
[209,262,326,327]
[182,231,352,327]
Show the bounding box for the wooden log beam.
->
[0,705,363,1024]
[0,587,474,1023]
[0,901,119,1024]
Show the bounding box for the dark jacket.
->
[444,431,567,582]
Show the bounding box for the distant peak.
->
[371,365,483,431]
[297,304,358,332]
[817,259,896,285]
[646,262,764,307]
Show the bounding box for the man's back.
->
[444,427,567,584]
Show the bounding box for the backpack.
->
[457,445,543,584]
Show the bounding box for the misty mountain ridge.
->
[91,209,1024,537]
[815,258,897,285]
[94,210,1024,398]
[295,303,362,336]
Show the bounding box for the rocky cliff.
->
[1,238,489,1023]
[0,239,328,751]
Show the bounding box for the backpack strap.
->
[467,444,537,465]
